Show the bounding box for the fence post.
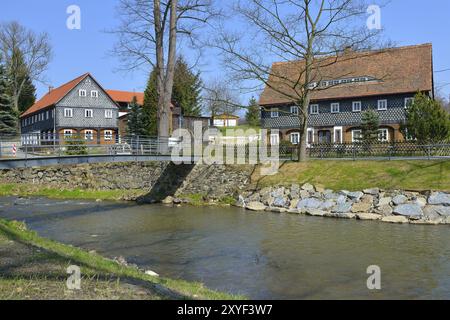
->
[352,144,355,161]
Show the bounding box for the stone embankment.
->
[237,184,450,225]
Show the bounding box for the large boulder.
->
[271,187,285,198]
[375,205,393,216]
[297,198,322,209]
[332,202,353,213]
[428,192,450,206]
[246,202,266,212]
[305,208,327,217]
[301,183,315,191]
[319,201,335,211]
[392,195,408,205]
[424,206,450,218]
[393,204,423,219]
[273,197,287,208]
[381,216,409,224]
[351,202,372,213]
[377,197,392,207]
[357,213,382,221]
[347,191,364,201]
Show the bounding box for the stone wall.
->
[0,162,255,202]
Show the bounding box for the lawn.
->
[252,160,450,191]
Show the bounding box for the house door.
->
[318,130,331,144]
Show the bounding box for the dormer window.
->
[79,89,87,97]
[378,99,388,111]
[91,90,99,98]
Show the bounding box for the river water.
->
[0,196,449,299]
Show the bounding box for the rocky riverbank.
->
[236,184,450,225]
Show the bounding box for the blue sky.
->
[1,0,449,105]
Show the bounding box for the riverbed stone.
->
[300,190,311,199]
[305,208,327,217]
[246,202,266,212]
[324,192,340,200]
[336,195,347,204]
[262,195,275,206]
[297,198,322,209]
[319,201,335,211]
[424,206,450,218]
[351,202,372,213]
[269,207,288,213]
[271,187,285,198]
[328,212,356,219]
[332,202,353,213]
[162,196,174,204]
[361,195,375,204]
[347,191,364,201]
[289,199,299,209]
[377,197,392,207]
[357,213,382,221]
[301,183,315,191]
[375,205,393,216]
[381,216,409,224]
[393,204,423,219]
[363,188,380,195]
[414,197,427,207]
[428,192,450,206]
[392,195,408,205]
[287,208,301,214]
[273,197,287,208]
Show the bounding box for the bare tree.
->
[213,0,386,161]
[204,78,240,118]
[0,21,52,114]
[112,0,219,148]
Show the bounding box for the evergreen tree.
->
[401,92,450,143]
[245,97,260,127]
[360,109,380,144]
[127,96,148,136]
[0,62,17,135]
[172,56,203,116]
[142,69,158,136]
[17,74,36,113]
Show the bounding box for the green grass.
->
[0,184,145,201]
[253,160,450,191]
[0,219,244,300]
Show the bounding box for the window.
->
[290,106,299,115]
[270,108,279,118]
[46,111,49,120]
[64,108,73,118]
[405,97,414,108]
[64,129,73,139]
[334,127,343,143]
[85,109,93,118]
[84,130,94,141]
[79,89,87,97]
[377,99,387,111]
[352,129,362,142]
[105,110,113,119]
[104,130,113,141]
[352,101,362,112]
[290,132,300,145]
[331,103,340,113]
[310,104,319,114]
[91,90,99,98]
[270,133,279,145]
[378,129,389,142]
[307,128,314,145]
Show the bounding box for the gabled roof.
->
[106,90,145,106]
[20,73,90,118]
[259,43,433,106]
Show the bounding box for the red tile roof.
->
[106,90,144,106]
[20,73,90,118]
[259,43,433,106]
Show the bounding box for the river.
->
[0,196,449,299]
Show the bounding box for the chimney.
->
[48,86,54,94]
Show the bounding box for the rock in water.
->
[162,196,174,204]
[145,270,159,277]
[246,202,266,212]
[428,193,450,206]
[393,204,423,219]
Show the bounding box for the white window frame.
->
[84,130,94,141]
[105,109,113,119]
[91,90,99,98]
[310,104,319,115]
[352,101,362,112]
[85,109,93,118]
[290,106,299,115]
[290,132,300,145]
[377,99,388,111]
[104,130,113,141]
[333,126,343,144]
[79,89,87,97]
[404,97,414,108]
[307,128,314,146]
[46,110,49,120]
[270,133,280,145]
[270,108,279,118]
[63,129,73,138]
[64,108,73,118]
[352,129,362,142]
[378,128,389,142]
[331,103,340,113]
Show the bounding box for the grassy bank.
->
[0,218,242,300]
[0,184,145,201]
[253,160,450,191]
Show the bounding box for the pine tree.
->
[245,97,260,127]
[0,62,17,135]
[401,92,450,143]
[127,96,148,136]
[172,56,202,116]
[360,109,380,144]
[142,69,158,136]
[17,74,36,113]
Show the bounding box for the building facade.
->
[20,73,119,145]
[259,44,434,145]
[212,114,240,127]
